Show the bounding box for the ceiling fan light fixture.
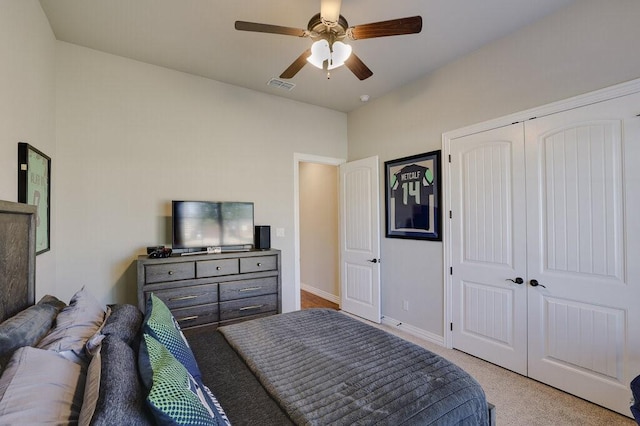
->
[307,39,352,70]
[328,41,352,70]
[307,39,330,69]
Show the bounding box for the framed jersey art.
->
[385,150,441,240]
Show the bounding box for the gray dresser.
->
[137,249,281,329]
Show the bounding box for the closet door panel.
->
[450,123,528,375]
[537,121,623,279]
[525,92,640,415]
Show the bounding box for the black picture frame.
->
[385,150,442,241]
[18,142,51,254]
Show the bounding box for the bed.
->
[0,199,494,425]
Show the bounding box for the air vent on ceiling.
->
[267,78,296,91]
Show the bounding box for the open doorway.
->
[293,154,344,311]
[299,162,340,309]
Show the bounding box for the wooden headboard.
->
[0,200,36,323]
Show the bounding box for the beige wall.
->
[53,42,347,308]
[299,162,339,300]
[347,0,640,337]
[0,1,347,310]
[0,0,57,297]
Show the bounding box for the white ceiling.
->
[39,0,576,112]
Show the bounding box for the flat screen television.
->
[172,201,254,252]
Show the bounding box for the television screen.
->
[172,201,254,250]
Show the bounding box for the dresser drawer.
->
[171,303,219,329]
[219,277,277,302]
[148,283,218,310]
[239,255,277,273]
[197,258,239,278]
[219,294,278,321]
[145,262,195,284]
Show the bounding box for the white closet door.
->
[450,123,528,374]
[525,92,640,415]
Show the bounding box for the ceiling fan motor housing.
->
[307,13,349,44]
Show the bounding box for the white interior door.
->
[450,124,528,375]
[525,92,640,415]
[339,156,381,323]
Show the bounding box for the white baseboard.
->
[299,287,444,347]
[381,316,445,347]
[300,283,340,305]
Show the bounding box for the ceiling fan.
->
[235,0,422,80]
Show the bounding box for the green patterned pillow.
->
[143,294,201,380]
[139,334,228,425]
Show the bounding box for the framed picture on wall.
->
[385,150,441,241]
[18,142,51,254]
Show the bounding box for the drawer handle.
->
[240,304,264,311]
[216,266,221,271]
[169,294,199,302]
[239,286,262,293]
[168,271,174,275]
[177,315,199,322]
[257,262,262,267]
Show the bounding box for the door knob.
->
[530,279,546,288]
[506,277,524,284]
[368,258,380,264]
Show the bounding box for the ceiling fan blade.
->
[280,48,312,79]
[344,53,373,80]
[320,0,342,24]
[349,16,422,40]
[235,21,306,37]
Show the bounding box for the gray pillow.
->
[101,304,143,346]
[37,287,106,353]
[0,295,66,358]
[0,346,85,423]
[79,344,102,426]
[89,335,152,426]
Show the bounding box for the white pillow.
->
[37,286,106,354]
[0,346,85,423]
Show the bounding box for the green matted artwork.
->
[385,150,441,241]
[18,142,51,254]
